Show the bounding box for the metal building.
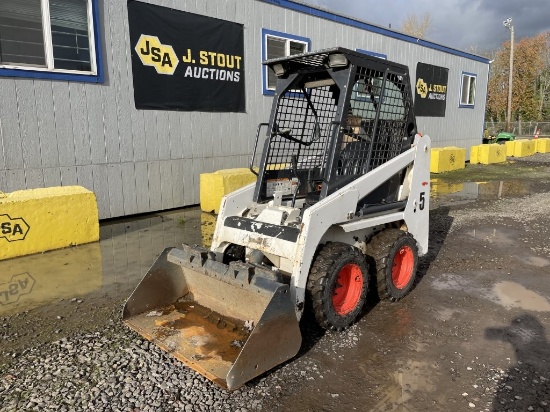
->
[0,0,490,219]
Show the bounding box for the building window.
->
[354,50,387,100]
[262,28,310,95]
[0,0,103,82]
[356,49,387,60]
[460,72,476,107]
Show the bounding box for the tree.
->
[401,13,432,39]
[537,45,550,119]
[465,44,496,60]
[487,32,550,122]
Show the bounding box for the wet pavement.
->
[2,155,550,411]
[0,209,211,317]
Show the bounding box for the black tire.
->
[306,242,369,331]
[222,243,245,264]
[366,229,419,301]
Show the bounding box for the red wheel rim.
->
[392,246,414,289]
[332,263,363,315]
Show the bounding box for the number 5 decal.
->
[419,191,425,211]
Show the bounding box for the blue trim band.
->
[0,0,104,84]
[356,48,387,59]
[259,0,490,65]
[0,69,103,83]
[261,28,311,95]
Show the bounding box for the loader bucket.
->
[123,245,302,390]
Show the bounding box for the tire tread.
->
[307,243,368,331]
[366,229,418,302]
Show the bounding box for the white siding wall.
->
[0,0,488,218]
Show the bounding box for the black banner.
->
[414,62,448,117]
[127,1,245,112]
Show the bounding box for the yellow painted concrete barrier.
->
[470,145,480,164]
[469,144,506,165]
[0,186,99,260]
[430,147,466,173]
[200,168,257,213]
[200,212,217,248]
[505,141,516,157]
[535,138,550,153]
[513,139,536,158]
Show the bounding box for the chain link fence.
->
[484,121,550,137]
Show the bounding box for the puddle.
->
[462,225,549,267]
[431,273,475,292]
[513,255,550,268]
[431,179,540,202]
[493,281,550,312]
[371,360,436,411]
[0,245,103,314]
[465,226,518,246]
[435,307,461,322]
[0,208,214,316]
[432,275,550,312]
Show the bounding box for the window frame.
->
[459,71,477,108]
[356,48,387,60]
[353,49,387,101]
[0,0,104,83]
[261,28,310,95]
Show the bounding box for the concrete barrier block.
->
[0,186,99,261]
[472,144,507,164]
[200,212,217,248]
[505,141,516,157]
[430,147,466,173]
[535,138,550,153]
[513,139,536,158]
[470,145,480,164]
[200,168,257,213]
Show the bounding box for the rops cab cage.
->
[251,47,417,215]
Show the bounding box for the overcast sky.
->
[298,0,550,53]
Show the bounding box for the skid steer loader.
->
[123,47,430,390]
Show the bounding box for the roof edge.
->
[257,0,491,65]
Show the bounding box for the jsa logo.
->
[0,214,30,242]
[0,273,35,305]
[135,35,178,75]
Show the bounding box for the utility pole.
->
[503,18,514,132]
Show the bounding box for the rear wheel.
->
[367,229,419,301]
[222,243,245,264]
[307,243,369,331]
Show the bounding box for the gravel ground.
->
[0,310,362,411]
[1,315,271,412]
[2,154,550,411]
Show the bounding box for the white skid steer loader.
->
[123,48,430,390]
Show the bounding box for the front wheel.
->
[367,229,419,301]
[307,243,369,331]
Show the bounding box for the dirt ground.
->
[2,154,550,411]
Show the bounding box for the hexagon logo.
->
[0,273,35,305]
[0,214,30,242]
[135,34,179,75]
[416,78,428,98]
